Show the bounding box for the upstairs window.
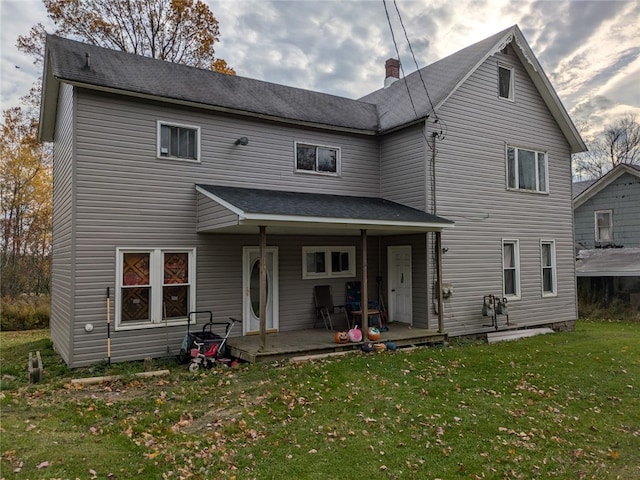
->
[507,146,548,193]
[302,246,355,279]
[594,210,613,243]
[502,240,520,299]
[295,142,340,174]
[540,240,557,296]
[158,121,200,161]
[498,65,514,100]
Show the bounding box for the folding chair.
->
[313,285,348,330]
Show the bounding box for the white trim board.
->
[487,327,554,344]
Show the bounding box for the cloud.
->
[0,0,50,109]
[1,0,638,141]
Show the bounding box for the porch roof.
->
[196,184,454,235]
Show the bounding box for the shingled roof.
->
[40,25,585,154]
[40,34,380,139]
[359,25,585,153]
[359,26,513,131]
[196,184,453,226]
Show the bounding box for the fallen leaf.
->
[36,461,49,469]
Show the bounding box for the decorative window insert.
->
[506,146,548,193]
[498,65,514,100]
[540,240,557,297]
[594,210,613,243]
[502,240,520,299]
[295,142,340,174]
[116,248,196,329]
[157,121,200,161]
[302,246,355,279]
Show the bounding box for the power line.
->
[382,0,419,118]
[382,0,445,140]
[391,0,439,122]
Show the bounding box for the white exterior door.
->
[388,245,412,324]
[242,247,279,335]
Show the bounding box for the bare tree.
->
[17,0,234,73]
[603,114,640,167]
[573,114,640,179]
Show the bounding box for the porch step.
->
[487,327,554,344]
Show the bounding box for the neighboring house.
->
[573,164,640,307]
[574,164,640,249]
[40,24,586,367]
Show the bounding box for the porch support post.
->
[259,225,267,351]
[361,229,368,335]
[435,230,445,334]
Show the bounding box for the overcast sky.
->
[1,0,638,139]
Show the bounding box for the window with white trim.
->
[502,240,520,299]
[295,142,340,174]
[540,240,557,296]
[157,121,200,161]
[507,146,548,193]
[594,209,613,243]
[116,248,196,329]
[302,246,355,279]
[498,65,514,100]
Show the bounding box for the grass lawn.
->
[1,321,639,479]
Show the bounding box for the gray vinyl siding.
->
[196,193,239,231]
[50,83,75,365]
[380,124,427,210]
[425,51,577,336]
[66,88,383,366]
[574,172,640,248]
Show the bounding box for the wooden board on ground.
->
[487,327,554,344]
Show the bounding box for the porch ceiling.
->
[196,184,454,236]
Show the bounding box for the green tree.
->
[17,0,235,73]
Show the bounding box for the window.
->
[157,121,200,161]
[507,146,548,193]
[594,210,613,243]
[295,142,340,174]
[502,240,520,299]
[540,240,557,296]
[498,65,514,100]
[302,246,355,279]
[117,248,196,329]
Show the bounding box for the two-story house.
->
[40,25,586,367]
[574,164,640,307]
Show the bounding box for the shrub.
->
[0,295,50,331]
[578,297,640,322]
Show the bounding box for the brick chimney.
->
[384,58,400,88]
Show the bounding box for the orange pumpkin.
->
[374,342,386,352]
[335,331,349,344]
[367,327,381,341]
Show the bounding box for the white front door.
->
[388,245,412,324]
[242,247,279,335]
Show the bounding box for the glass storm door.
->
[242,247,279,334]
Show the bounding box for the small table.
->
[350,309,381,329]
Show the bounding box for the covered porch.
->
[196,184,454,359]
[226,322,447,363]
